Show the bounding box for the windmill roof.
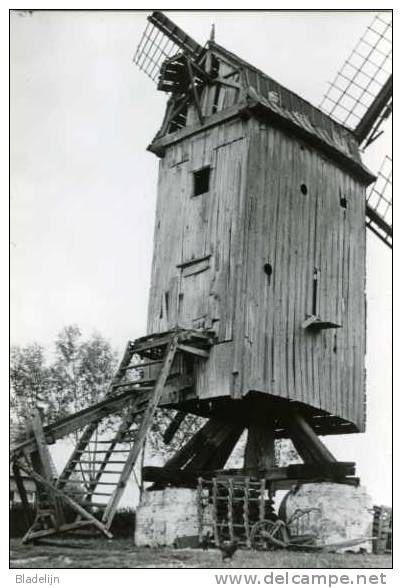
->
[206,41,374,183]
[209,40,352,140]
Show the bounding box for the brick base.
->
[281,483,374,553]
[135,488,199,547]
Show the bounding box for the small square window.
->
[193,167,210,196]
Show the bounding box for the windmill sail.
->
[133,11,204,84]
[320,12,392,248]
[366,155,392,247]
[320,13,392,141]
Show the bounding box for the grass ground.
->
[10,538,392,569]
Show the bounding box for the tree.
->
[10,326,118,436]
[10,343,55,432]
[49,325,117,420]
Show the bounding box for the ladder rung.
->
[64,479,120,486]
[67,491,112,497]
[96,470,122,475]
[74,470,122,475]
[74,449,132,454]
[88,440,131,444]
[86,481,119,486]
[78,460,128,464]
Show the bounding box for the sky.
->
[10,10,392,505]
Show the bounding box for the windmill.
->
[11,11,392,546]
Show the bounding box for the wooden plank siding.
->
[237,119,366,430]
[147,119,249,398]
[147,113,366,432]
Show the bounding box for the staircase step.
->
[78,460,129,464]
[67,491,112,497]
[74,469,122,475]
[74,449,132,454]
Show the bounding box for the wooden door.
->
[176,134,246,339]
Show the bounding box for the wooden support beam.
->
[186,59,204,125]
[21,520,94,542]
[244,421,275,470]
[11,462,33,527]
[185,423,243,472]
[28,410,64,528]
[142,462,355,485]
[29,410,57,481]
[202,425,244,471]
[286,412,337,464]
[177,343,210,358]
[163,411,187,444]
[228,478,234,541]
[164,417,224,470]
[287,432,316,464]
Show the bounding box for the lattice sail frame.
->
[320,12,392,131]
[134,19,183,82]
[366,155,392,247]
[133,11,204,84]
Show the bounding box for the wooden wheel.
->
[250,519,289,551]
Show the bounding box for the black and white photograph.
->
[9,7,393,577]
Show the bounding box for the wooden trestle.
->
[10,329,214,543]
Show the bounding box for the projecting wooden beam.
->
[142,462,356,485]
[177,343,210,358]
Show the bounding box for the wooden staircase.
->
[11,329,214,543]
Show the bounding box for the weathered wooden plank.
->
[163,411,187,444]
[244,421,275,470]
[164,417,223,470]
[286,412,337,464]
[11,462,33,527]
[142,462,355,484]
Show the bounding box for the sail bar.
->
[366,155,392,248]
[320,13,392,131]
